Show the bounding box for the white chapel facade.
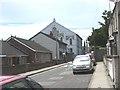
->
[32,19,82,56]
[40,19,83,57]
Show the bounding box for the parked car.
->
[72,55,94,74]
[86,53,97,66]
[0,75,45,90]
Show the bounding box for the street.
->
[29,62,93,88]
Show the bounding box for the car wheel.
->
[73,71,76,74]
[91,68,95,73]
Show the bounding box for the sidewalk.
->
[88,62,114,88]
[19,63,67,76]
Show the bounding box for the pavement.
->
[88,62,114,89]
[19,61,114,89]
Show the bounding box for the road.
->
[29,62,93,89]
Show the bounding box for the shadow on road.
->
[73,70,95,75]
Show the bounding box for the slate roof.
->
[40,32,67,45]
[29,20,82,40]
[13,37,51,53]
[0,41,27,57]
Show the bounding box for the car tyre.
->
[73,71,76,75]
[90,68,95,74]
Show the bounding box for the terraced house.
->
[0,36,52,75]
[105,1,120,88]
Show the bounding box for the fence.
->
[103,55,119,88]
[2,60,66,75]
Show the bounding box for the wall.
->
[94,49,106,62]
[2,60,70,75]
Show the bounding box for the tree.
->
[88,10,112,48]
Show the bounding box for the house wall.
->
[59,42,67,60]
[117,2,120,88]
[107,2,120,88]
[31,33,59,60]
[35,52,52,63]
[117,2,120,56]
[8,38,35,63]
[76,35,83,55]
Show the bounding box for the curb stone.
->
[87,66,96,89]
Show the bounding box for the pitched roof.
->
[40,32,67,45]
[0,41,27,57]
[11,37,51,53]
[29,19,82,40]
[29,20,55,40]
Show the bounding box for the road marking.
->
[39,81,55,86]
[60,71,71,75]
[82,79,89,82]
[49,77,63,80]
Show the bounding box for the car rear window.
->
[74,56,90,62]
[2,78,32,89]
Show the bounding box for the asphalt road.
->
[29,62,93,89]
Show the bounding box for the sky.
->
[0,0,115,42]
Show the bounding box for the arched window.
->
[52,27,57,31]
[50,31,53,36]
[60,37,63,42]
[70,38,72,45]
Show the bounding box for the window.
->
[25,77,44,89]
[2,57,12,66]
[20,56,27,64]
[60,37,63,42]
[12,57,19,65]
[4,79,32,89]
[52,27,57,31]
[50,31,53,36]
[70,38,72,45]
[36,53,43,61]
[70,48,73,53]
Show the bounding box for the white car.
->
[72,55,94,74]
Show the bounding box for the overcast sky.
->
[0,0,115,41]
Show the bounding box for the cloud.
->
[0,22,92,42]
[0,0,114,41]
[72,29,92,41]
[0,23,48,40]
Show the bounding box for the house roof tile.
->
[13,37,51,53]
[0,41,27,57]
